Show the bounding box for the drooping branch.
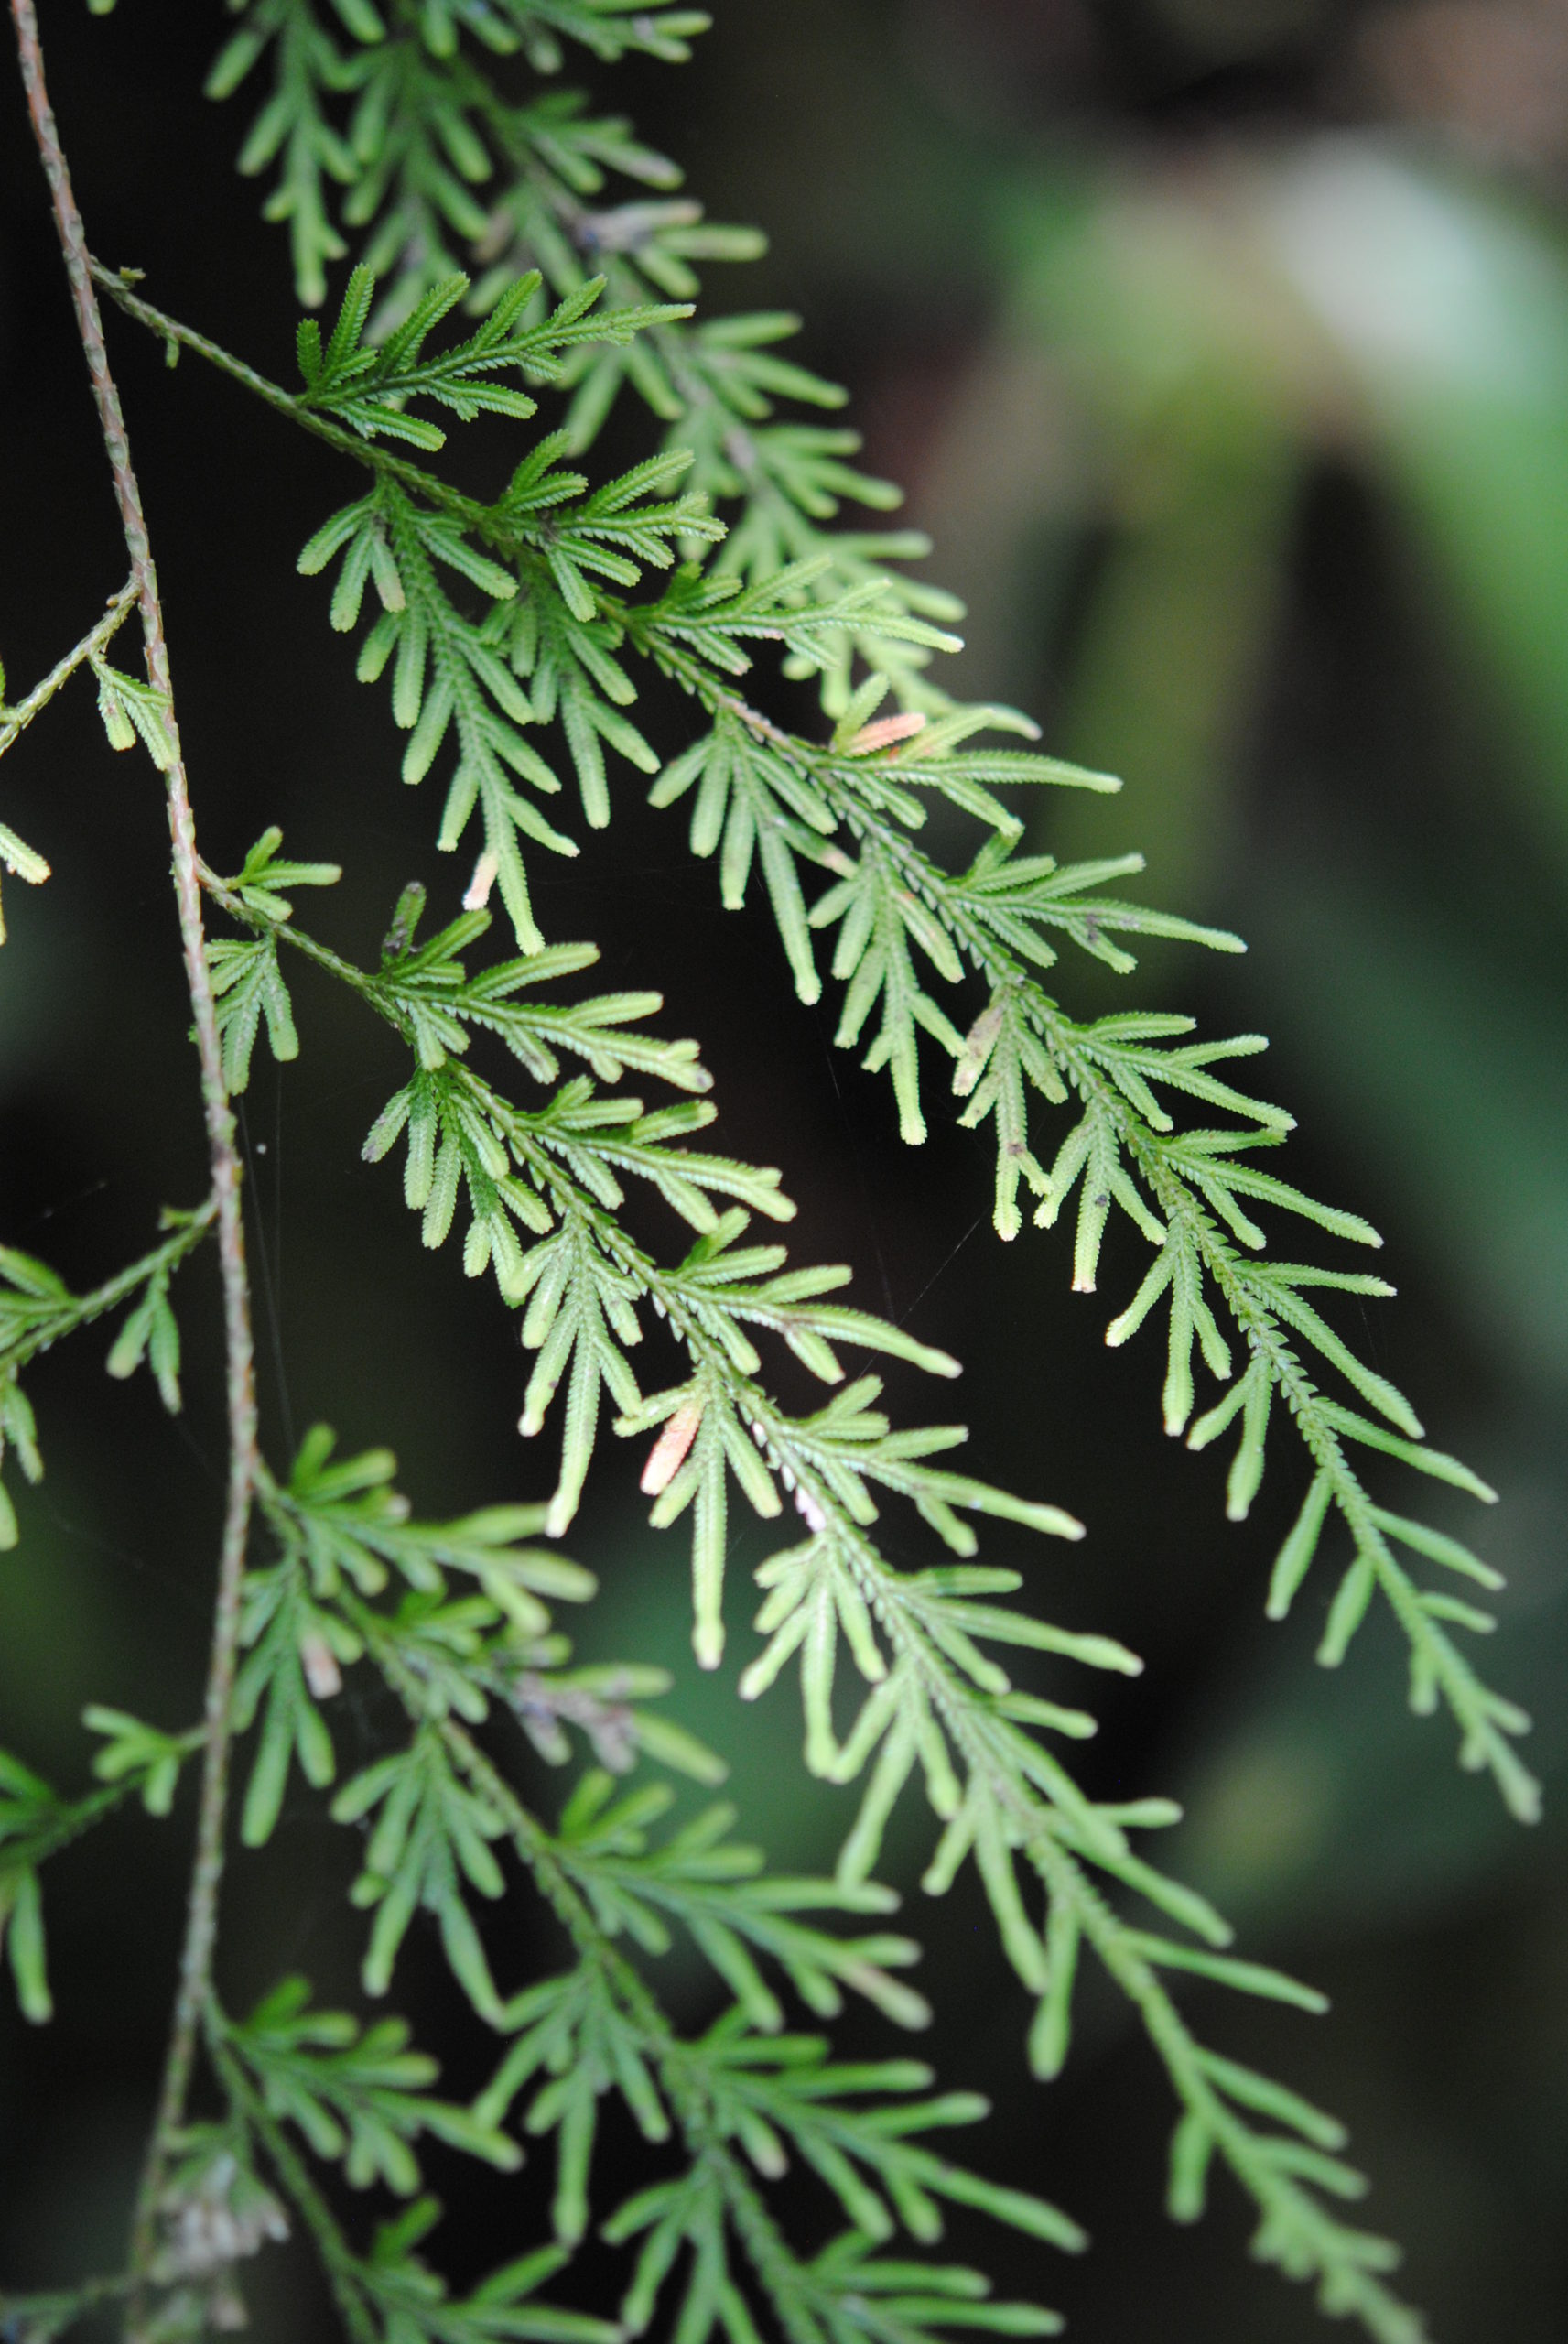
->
[8,0,263,2274]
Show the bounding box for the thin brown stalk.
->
[8,0,262,2280]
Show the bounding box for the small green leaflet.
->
[226,1976,520,2190]
[296,264,692,450]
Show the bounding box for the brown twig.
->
[8,0,263,2283]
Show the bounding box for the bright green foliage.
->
[307,2204,618,2344]
[84,1708,201,1818]
[0,1750,65,2024]
[209,0,952,700]
[208,828,341,1089]
[626,2017,1082,2255]
[197,1,1532,1831]
[297,261,688,446]
[0,1213,212,1542]
[296,439,725,941]
[234,1549,355,1845]
[213,2,712,309]
[546,1769,932,2030]
[81,162,1441,2291]
[233,1425,597,1849]
[228,876,1061,1588]
[218,1421,1075,2339]
[0,1264,49,1551]
[223,821,344,919]
[335,1725,516,2015]
[365,890,711,1090]
[189,871,1423,2339]
[104,1264,186,1412]
[326,2212,616,2344]
[0,7,1531,2344]
[590,2018,1083,2336]
[0,1725,199,2025]
[226,1977,522,2188]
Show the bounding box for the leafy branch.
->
[183,5,1533,1830]
[367,1612,1076,2342]
[81,192,1476,2344]
[0,1203,217,1545]
[90,268,972,952]
[195,861,1428,2340]
[1,1719,202,2027]
[211,0,712,308]
[207,0,954,704]
[0,576,135,937]
[620,655,1535,1827]
[295,259,689,448]
[224,1975,522,2189]
[133,1412,1080,2344]
[4,9,1518,2341]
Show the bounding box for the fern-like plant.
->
[0,6,1539,2344]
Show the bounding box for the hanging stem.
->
[8,0,263,2280]
[0,574,135,760]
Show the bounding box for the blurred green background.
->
[3,1,1567,2337]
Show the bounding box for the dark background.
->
[2,2,1567,2338]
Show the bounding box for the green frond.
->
[332,1725,510,2016]
[946,836,1241,978]
[297,262,691,446]
[553,1774,931,2031]
[351,2203,617,2344]
[0,1371,41,1551]
[297,442,738,943]
[269,1420,597,1619]
[1,1243,81,1374]
[568,648,1529,1818]
[221,823,343,922]
[192,843,1423,2330]
[233,1553,357,1847]
[809,843,967,1145]
[649,709,833,1002]
[291,1571,1089,2337]
[301,475,572,949]
[508,587,659,828]
[366,899,712,1090]
[362,1063,556,1297]
[213,2,711,307]
[212,0,362,308]
[83,1708,200,1819]
[208,936,301,1092]
[600,2054,1074,2344]
[1,1724,200,2025]
[27,21,1502,2344]
[633,560,962,680]
[0,1214,215,1543]
[224,1979,521,2190]
[90,654,177,770]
